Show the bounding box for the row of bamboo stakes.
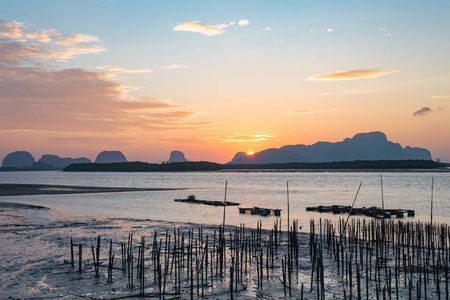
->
[68,216,450,299]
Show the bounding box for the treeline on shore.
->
[60,159,445,172]
[224,159,443,170]
[63,161,223,172]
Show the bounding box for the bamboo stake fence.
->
[68,217,450,299]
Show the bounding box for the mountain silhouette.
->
[228,132,432,164]
[2,151,35,168]
[167,151,189,163]
[38,154,92,169]
[95,151,127,164]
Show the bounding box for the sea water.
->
[0,170,449,230]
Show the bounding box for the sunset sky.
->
[1,1,450,163]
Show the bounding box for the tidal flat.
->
[1,201,449,299]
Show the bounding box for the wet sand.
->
[0,183,189,197]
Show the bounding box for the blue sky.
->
[1,0,450,162]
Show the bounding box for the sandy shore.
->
[0,183,189,197]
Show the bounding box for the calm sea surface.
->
[1,170,449,230]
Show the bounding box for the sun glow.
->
[247,151,254,155]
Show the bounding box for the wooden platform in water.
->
[174,198,240,206]
[306,205,415,218]
[238,206,282,217]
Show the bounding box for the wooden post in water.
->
[221,181,228,280]
[140,236,145,295]
[320,218,325,299]
[230,256,234,299]
[78,244,82,273]
[70,237,74,268]
[341,182,362,241]
[380,175,385,219]
[431,177,434,225]
[287,181,290,246]
[96,235,100,276]
[286,181,292,296]
[223,181,228,230]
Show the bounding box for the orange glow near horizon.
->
[1,8,450,163]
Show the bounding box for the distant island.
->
[167,150,189,163]
[94,151,127,164]
[0,151,92,171]
[228,131,432,164]
[0,150,126,171]
[0,150,191,171]
[1,132,448,172]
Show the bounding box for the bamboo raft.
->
[174,195,240,206]
[238,206,282,216]
[306,205,414,218]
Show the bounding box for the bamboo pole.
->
[222,180,228,230]
[340,182,363,241]
[431,177,434,225]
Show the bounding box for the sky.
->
[1,0,450,163]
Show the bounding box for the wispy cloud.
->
[308,69,398,80]
[95,65,152,74]
[302,89,378,98]
[0,19,212,136]
[327,28,334,32]
[238,19,249,26]
[173,21,234,36]
[24,29,60,43]
[0,20,25,39]
[155,135,207,145]
[173,18,250,36]
[122,98,181,112]
[47,136,139,146]
[288,111,314,115]
[0,65,208,132]
[217,131,280,143]
[413,107,433,117]
[342,90,377,94]
[87,65,152,81]
[264,27,271,31]
[54,34,101,46]
[163,64,189,69]
[378,27,393,37]
[0,20,106,62]
[289,108,353,115]
[431,95,450,99]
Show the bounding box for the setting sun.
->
[247,151,254,155]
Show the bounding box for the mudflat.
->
[0,183,188,196]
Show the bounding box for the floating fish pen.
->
[238,206,282,216]
[306,205,414,218]
[174,195,240,206]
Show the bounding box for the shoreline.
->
[0,183,191,197]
